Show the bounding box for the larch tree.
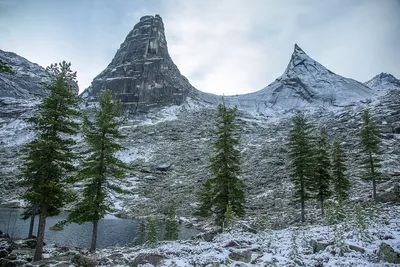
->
[288,112,315,222]
[196,104,245,227]
[360,109,386,200]
[65,89,129,252]
[19,62,80,261]
[313,127,332,217]
[164,206,179,241]
[331,140,350,201]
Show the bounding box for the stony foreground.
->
[1,204,399,266]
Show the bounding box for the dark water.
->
[0,208,199,249]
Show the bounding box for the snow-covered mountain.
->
[365,72,400,91]
[0,50,49,99]
[191,44,375,115]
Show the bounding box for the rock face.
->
[0,50,49,99]
[82,15,194,115]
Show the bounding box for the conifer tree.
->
[196,104,245,227]
[65,89,129,252]
[360,109,386,200]
[223,204,235,231]
[134,219,147,245]
[331,140,350,201]
[19,62,80,261]
[146,217,158,246]
[288,113,314,222]
[164,206,179,241]
[195,179,214,217]
[0,59,15,74]
[313,127,332,216]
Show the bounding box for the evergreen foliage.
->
[360,109,386,200]
[134,219,147,245]
[0,59,15,74]
[19,61,80,261]
[223,204,235,231]
[331,141,350,201]
[65,89,129,252]
[288,113,315,222]
[196,104,245,227]
[164,206,179,241]
[146,217,158,245]
[313,127,332,216]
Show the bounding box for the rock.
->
[348,244,365,253]
[22,239,37,249]
[132,253,165,267]
[310,239,333,253]
[72,254,97,267]
[378,242,400,264]
[83,14,194,115]
[49,224,64,231]
[0,238,15,253]
[229,250,252,263]
[156,163,172,171]
[5,254,16,261]
[394,126,400,134]
[0,250,8,259]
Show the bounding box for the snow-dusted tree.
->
[65,89,129,252]
[146,217,158,246]
[19,62,80,261]
[313,127,332,216]
[331,140,350,201]
[288,112,315,222]
[360,109,386,200]
[164,206,179,240]
[196,104,245,227]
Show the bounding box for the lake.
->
[0,208,199,248]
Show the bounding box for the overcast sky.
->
[1,0,399,95]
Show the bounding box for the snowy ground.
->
[7,204,396,266]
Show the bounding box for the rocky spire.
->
[83,14,194,114]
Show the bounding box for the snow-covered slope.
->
[0,49,49,99]
[365,73,400,92]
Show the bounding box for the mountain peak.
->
[83,14,193,114]
[293,43,306,55]
[365,72,400,91]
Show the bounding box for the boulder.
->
[310,239,333,253]
[229,250,252,263]
[71,254,97,267]
[132,253,165,267]
[378,242,400,264]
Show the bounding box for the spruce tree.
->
[313,127,332,216]
[288,112,314,222]
[331,140,350,201]
[19,62,80,261]
[164,206,179,240]
[65,89,129,252]
[195,179,214,217]
[360,109,386,200]
[196,104,245,227]
[146,217,158,246]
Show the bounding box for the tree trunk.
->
[321,200,325,217]
[28,215,35,239]
[372,179,377,200]
[33,205,47,262]
[90,219,98,253]
[301,198,305,222]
